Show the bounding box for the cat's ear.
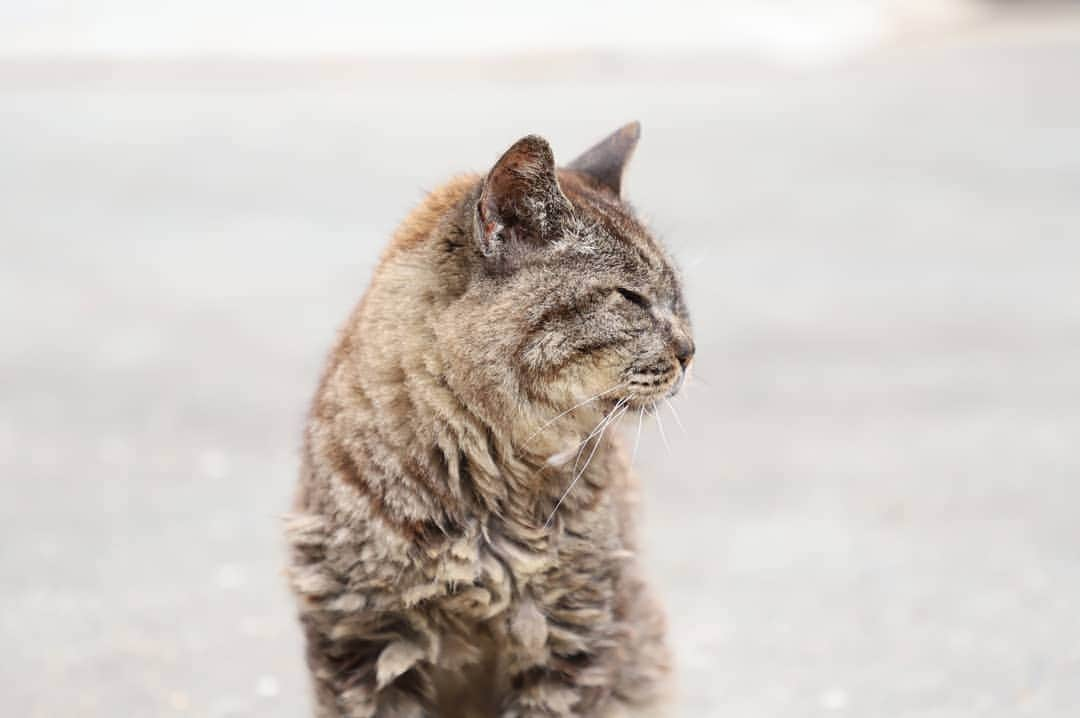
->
[476,134,571,260]
[566,121,641,196]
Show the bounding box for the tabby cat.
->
[287,123,694,717]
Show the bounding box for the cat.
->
[286,122,694,718]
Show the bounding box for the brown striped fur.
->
[287,123,693,717]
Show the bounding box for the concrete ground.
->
[2,11,1079,717]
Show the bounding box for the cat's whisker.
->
[686,372,713,390]
[523,382,626,447]
[631,407,645,468]
[551,399,617,476]
[653,402,671,455]
[538,397,625,476]
[569,397,628,478]
[665,397,686,436]
[560,398,627,508]
[545,402,629,529]
[684,250,712,271]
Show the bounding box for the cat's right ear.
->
[475,135,571,262]
[567,121,640,196]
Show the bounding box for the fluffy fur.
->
[287,123,694,717]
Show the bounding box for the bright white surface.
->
[2,0,980,63]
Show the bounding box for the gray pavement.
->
[2,14,1080,717]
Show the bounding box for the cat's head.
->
[441,123,694,442]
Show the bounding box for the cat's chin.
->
[622,388,680,411]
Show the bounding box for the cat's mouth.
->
[622,362,684,408]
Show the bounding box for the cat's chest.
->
[420,502,624,623]
[410,510,609,611]
[383,507,625,708]
[409,521,549,617]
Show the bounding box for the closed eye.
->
[616,287,650,309]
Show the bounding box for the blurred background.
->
[2,1,1079,716]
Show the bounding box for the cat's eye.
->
[615,287,650,309]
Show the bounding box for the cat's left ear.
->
[566,121,641,196]
[476,134,572,261]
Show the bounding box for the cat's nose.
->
[674,337,695,369]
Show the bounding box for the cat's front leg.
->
[498,660,669,718]
[499,665,610,718]
[496,597,617,718]
[300,614,436,718]
[497,558,671,717]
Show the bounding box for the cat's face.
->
[459,125,694,433]
[512,173,693,413]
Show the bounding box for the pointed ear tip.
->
[514,134,553,152]
[622,121,642,139]
[499,134,555,164]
